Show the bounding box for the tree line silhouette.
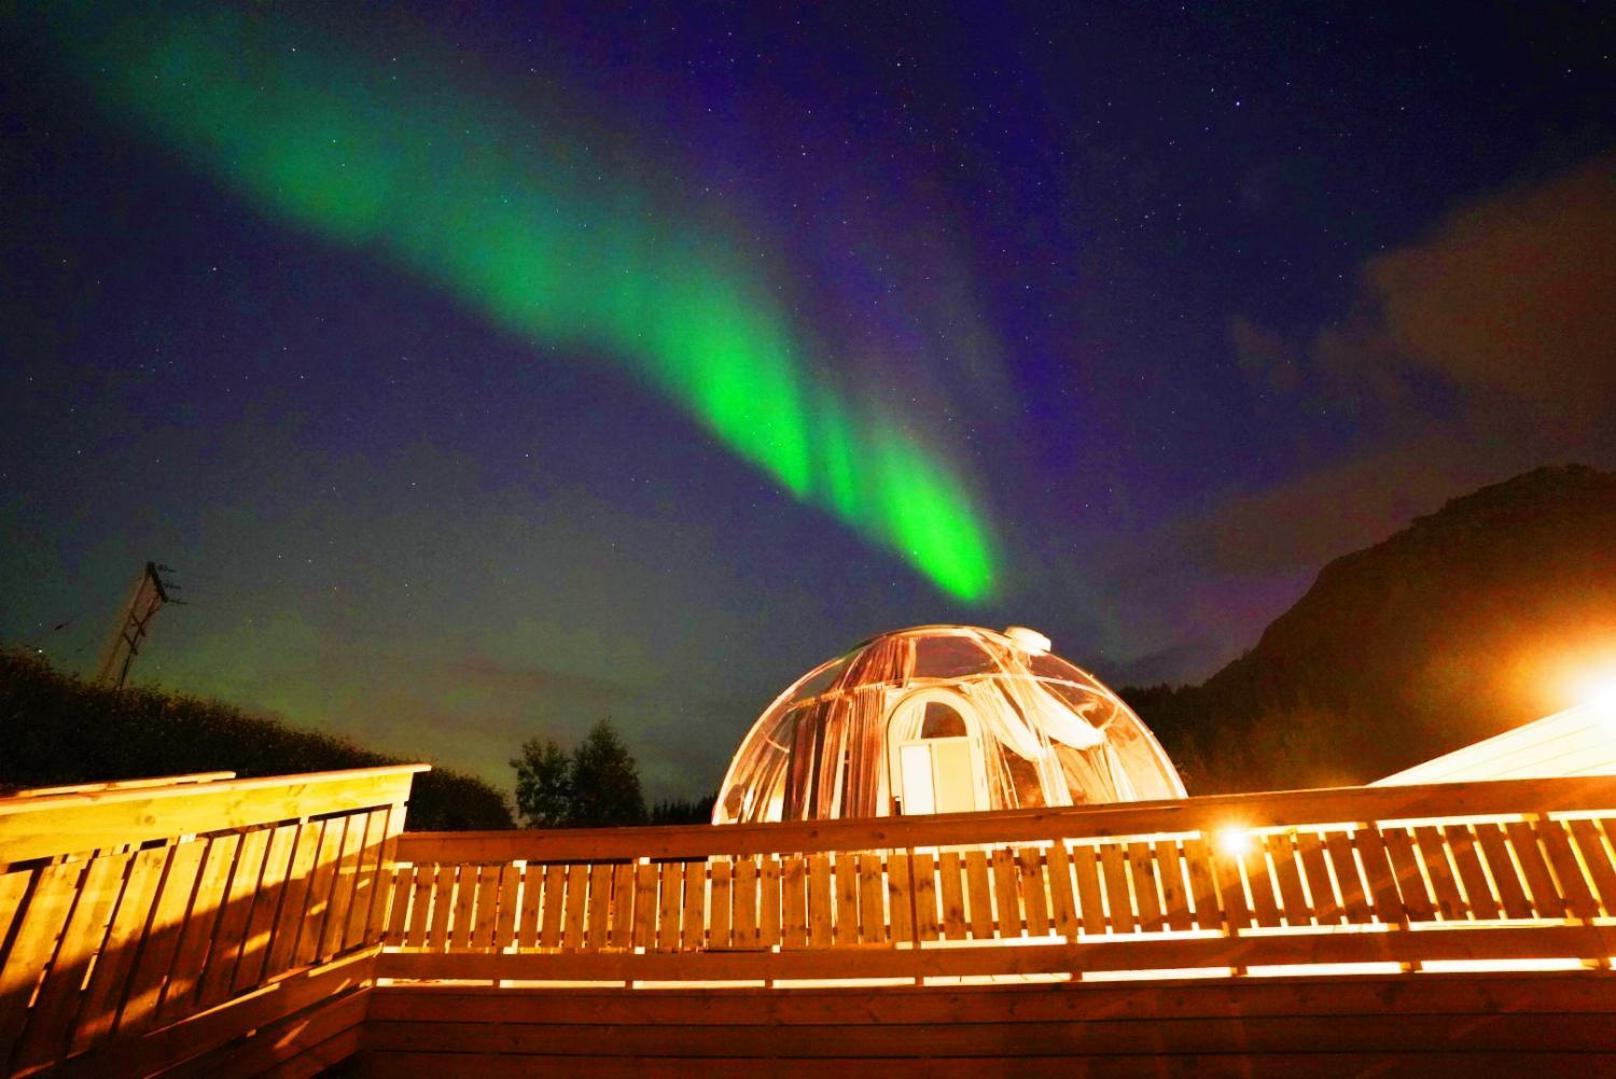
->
[0,646,512,830]
[1,646,717,830]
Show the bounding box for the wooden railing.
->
[376,774,1616,985]
[4,768,1613,1073]
[0,764,424,1077]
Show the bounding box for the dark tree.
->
[509,736,574,828]
[509,719,648,828]
[568,720,646,827]
[648,792,718,825]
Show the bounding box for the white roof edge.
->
[1372,700,1616,786]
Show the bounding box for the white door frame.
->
[882,686,991,815]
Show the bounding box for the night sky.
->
[3,3,1613,799]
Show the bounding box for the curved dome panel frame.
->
[714,625,1185,825]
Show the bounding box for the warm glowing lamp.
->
[1215,826,1254,859]
[1565,666,1616,733]
[1558,651,1616,713]
[1583,679,1616,716]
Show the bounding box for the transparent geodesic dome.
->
[713,625,1185,824]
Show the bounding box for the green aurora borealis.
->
[48,6,996,600]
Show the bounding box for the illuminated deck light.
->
[1215,826,1254,859]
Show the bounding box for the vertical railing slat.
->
[679,860,706,951]
[584,864,613,951]
[375,863,408,949]
[73,845,170,1053]
[402,864,434,949]
[292,820,345,967]
[14,852,129,1072]
[1242,839,1282,928]
[1318,833,1370,923]
[539,865,566,949]
[1098,844,1134,933]
[345,808,390,951]
[1503,821,1565,919]
[631,862,658,951]
[518,864,544,950]
[197,826,272,1007]
[708,859,732,949]
[1181,836,1223,932]
[886,850,915,945]
[562,864,591,952]
[1380,828,1433,921]
[1017,847,1052,937]
[925,851,954,941]
[832,853,860,947]
[1070,844,1106,934]
[758,855,783,949]
[990,848,1021,939]
[609,862,636,949]
[0,868,39,979]
[473,865,503,951]
[1472,823,1533,919]
[1295,832,1340,924]
[1152,840,1192,932]
[0,865,83,1066]
[365,801,408,947]
[781,855,808,949]
[494,862,521,952]
[318,814,368,960]
[1265,833,1311,927]
[159,833,242,1024]
[118,840,206,1036]
[1045,843,1080,939]
[1207,841,1249,932]
[263,823,321,976]
[1536,819,1600,920]
[857,853,887,945]
[905,851,937,942]
[449,864,478,953]
[1128,842,1165,932]
[963,850,995,939]
[236,823,300,987]
[732,856,757,946]
[655,862,682,952]
[1567,819,1616,917]
[1413,825,1467,921]
[806,854,833,948]
[1350,820,1402,923]
[1445,824,1500,920]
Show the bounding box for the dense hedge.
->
[0,647,512,830]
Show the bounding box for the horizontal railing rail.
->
[376,774,1616,986]
[6,772,237,800]
[0,765,426,1077]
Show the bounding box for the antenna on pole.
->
[95,561,181,689]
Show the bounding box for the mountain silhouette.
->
[1124,465,1616,792]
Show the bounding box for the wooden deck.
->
[2,767,1614,1075]
[0,766,416,1076]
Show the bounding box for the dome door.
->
[896,737,975,814]
[888,689,985,816]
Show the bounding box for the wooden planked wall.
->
[352,970,1616,1075]
[0,765,423,1077]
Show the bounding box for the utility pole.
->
[95,561,180,689]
